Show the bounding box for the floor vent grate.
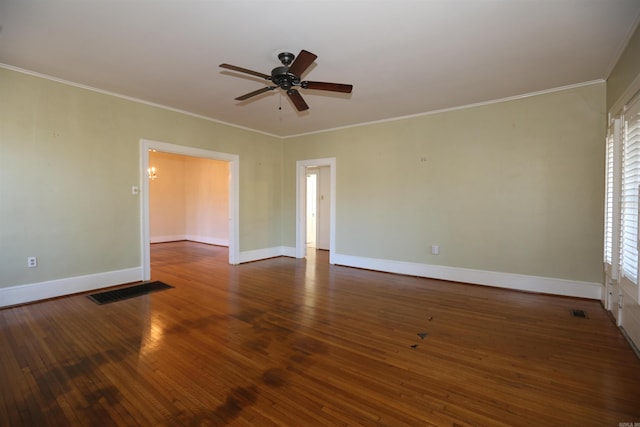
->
[570,309,588,319]
[88,281,173,305]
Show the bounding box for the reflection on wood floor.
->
[1,240,640,426]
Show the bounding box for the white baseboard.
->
[281,246,297,258]
[239,246,296,263]
[0,267,143,308]
[185,235,229,247]
[150,234,187,243]
[150,235,229,246]
[149,241,282,262]
[3,252,601,308]
[333,253,602,300]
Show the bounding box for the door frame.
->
[296,158,336,263]
[140,139,240,280]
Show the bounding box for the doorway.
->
[306,170,317,248]
[140,139,240,281]
[296,158,335,263]
[306,167,331,251]
[148,151,229,246]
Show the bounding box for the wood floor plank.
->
[1,241,640,426]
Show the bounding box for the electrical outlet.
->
[27,256,37,268]
[431,245,440,255]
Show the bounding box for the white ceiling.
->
[1,1,639,138]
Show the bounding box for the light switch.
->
[131,186,139,195]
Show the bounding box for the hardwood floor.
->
[1,241,640,426]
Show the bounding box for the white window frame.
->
[608,90,640,304]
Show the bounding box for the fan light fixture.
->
[148,166,157,180]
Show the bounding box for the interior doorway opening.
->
[305,166,330,252]
[148,151,229,247]
[306,170,317,248]
[296,158,335,263]
[140,139,239,281]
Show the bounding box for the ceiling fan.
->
[220,50,353,111]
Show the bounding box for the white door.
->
[306,171,317,247]
[316,166,330,250]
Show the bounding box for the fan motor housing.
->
[271,66,300,90]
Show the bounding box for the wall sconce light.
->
[148,166,157,180]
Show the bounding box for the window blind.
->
[605,132,614,265]
[621,98,640,284]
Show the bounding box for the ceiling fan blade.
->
[287,50,317,77]
[287,89,309,111]
[235,86,276,101]
[302,81,353,93]
[220,63,270,80]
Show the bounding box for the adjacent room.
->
[1,1,640,425]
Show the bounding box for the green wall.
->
[284,83,606,283]
[0,65,607,292]
[0,68,282,288]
